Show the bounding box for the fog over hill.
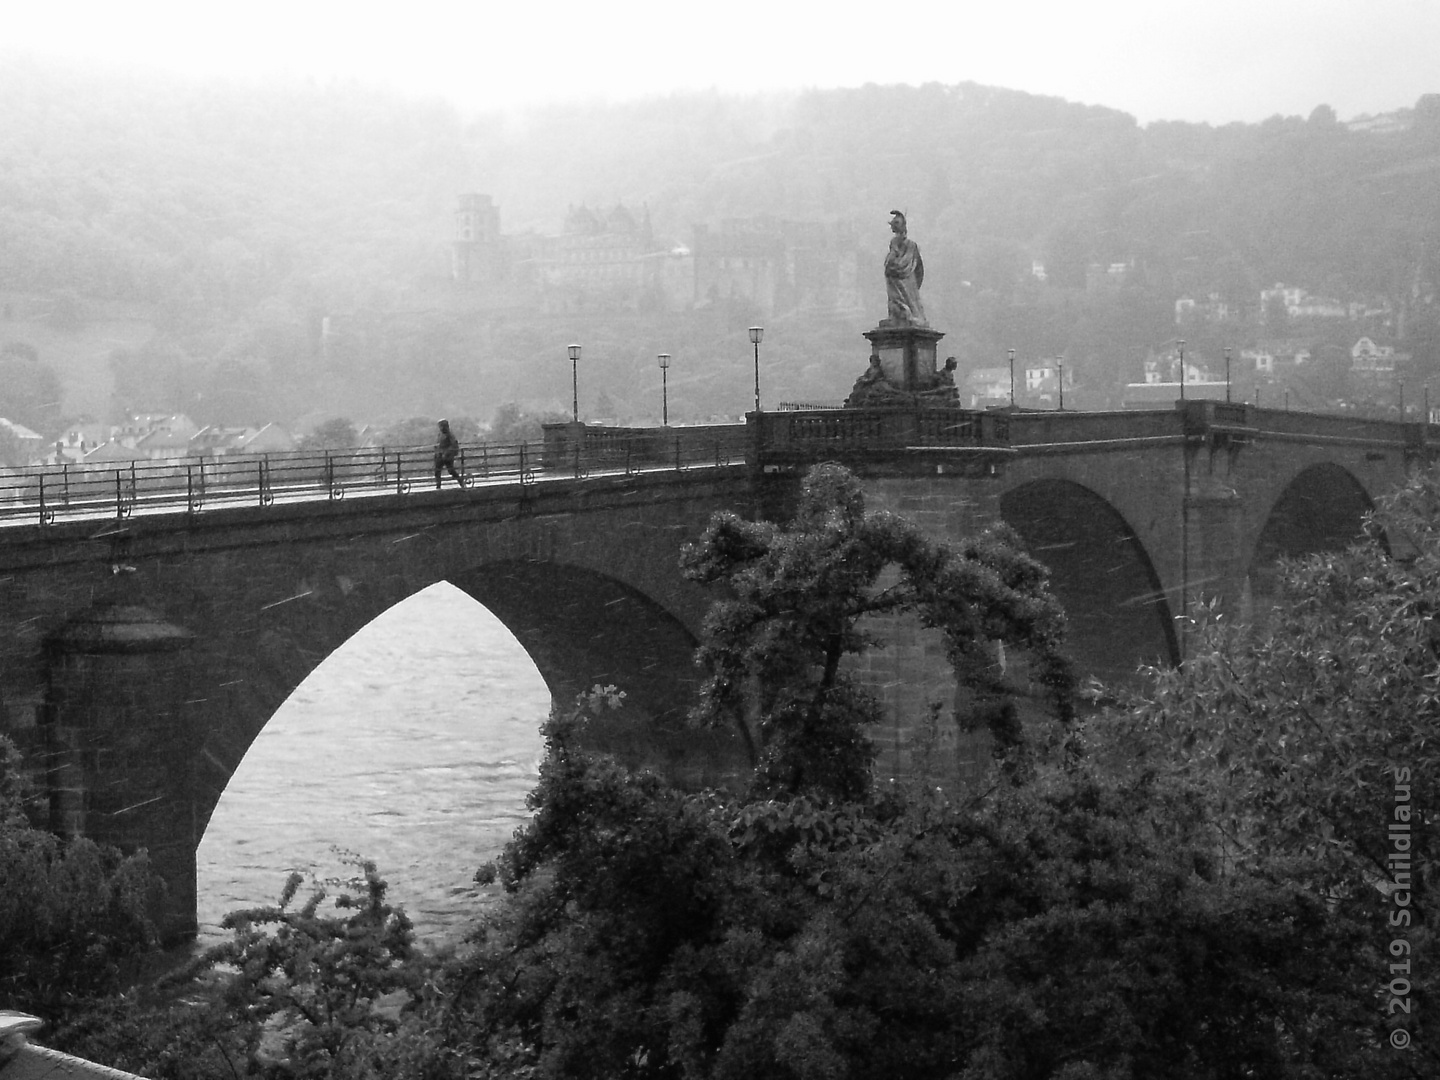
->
[0,53,1436,438]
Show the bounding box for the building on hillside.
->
[115,414,198,448]
[241,424,295,453]
[133,416,200,461]
[691,217,863,318]
[189,426,256,456]
[510,202,692,312]
[81,440,142,464]
[1351,336,1404,372]
[1085,260,1134,292]
[1141,345,1213,387]
[1025,363,1056,393]
[965,366,1012,408]
[1260,283,1348,321]
[452,193,504,285]
[1260,284,1307,313]
[1347,337,1413,402]
[1175,292,1243,326]
[186,424,294,457]
[1347,112,1410,134]
[1290,294,1347,320]
[445,194,866,318]
[54,421,117,462]
[1241,341,1313,375]
[1122,381,1229,409]
[0,418,45,463]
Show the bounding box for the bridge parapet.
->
[541,422,749,474]
[750,407,1011,473]
[1247,405,1410,447]
[1007,408,1183,448]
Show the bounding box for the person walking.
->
[434,418,463,488]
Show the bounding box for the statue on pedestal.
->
[843,212,957,408]
[883,210,927,328]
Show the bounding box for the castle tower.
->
[453,193,502,284]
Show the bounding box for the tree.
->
[52,862,456,1080]
[459,705,1388,1078]
[487,402,562,445]
[0,736,160,1022]
[380,416,482,448]
[450,466,1392,1078]
[108,340,200,417]
[0,424,27,467]
[679,462,1074,798]
[1114,469,1440,903]
[0,342,62,434]
[1093,465,1440,1073]
[298,418,359,450]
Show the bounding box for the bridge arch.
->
[196,568,745,940]
[1245,462,1376,619]
[37,497,744,942]
[192,550,741,823]
[999,478,1179,684]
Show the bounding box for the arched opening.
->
[196,563,748,945]
[196,582,550,945]
[1000,479,1179,686]
[451,559,748,786]
[1247,463,1375,620]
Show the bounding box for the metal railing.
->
[0,434,746,528]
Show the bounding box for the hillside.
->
[1,54,1437,431]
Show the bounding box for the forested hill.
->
[1,52,1437,431]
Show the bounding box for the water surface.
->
[196,582,550,946]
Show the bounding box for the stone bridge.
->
[0,401,1426,939]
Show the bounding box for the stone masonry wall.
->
[849,474,1005,788]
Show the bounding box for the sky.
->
[6,0,1438,125]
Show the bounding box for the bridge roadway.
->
[0,402,1427,940]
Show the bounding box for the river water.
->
[194,582,550,948]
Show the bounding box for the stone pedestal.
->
[864,324,946,391]
[846,323,958,408]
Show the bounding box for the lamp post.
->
[567,343,581,424]
[1399,378,1406,421]
[1008,348,1016,407]
[1178,339,1186,401]
[749,326,764,413]
[1224,346,1232,403]
[657,353,671,426]
[1056,357,1064,410]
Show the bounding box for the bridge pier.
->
[848,471,1006,785]
[42,604,202,943]
[1180,432,1250,651]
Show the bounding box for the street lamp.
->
[1056,357,1065,411]
[1224,346,1232,403]
[1008,348,1016,407]
[1399,378,1406,421]
[749,327,764,413]
[567,343,581,423]
[1178,339,1186,401]
[657,353,671,426]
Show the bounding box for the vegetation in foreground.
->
[3,462,1435,1077]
